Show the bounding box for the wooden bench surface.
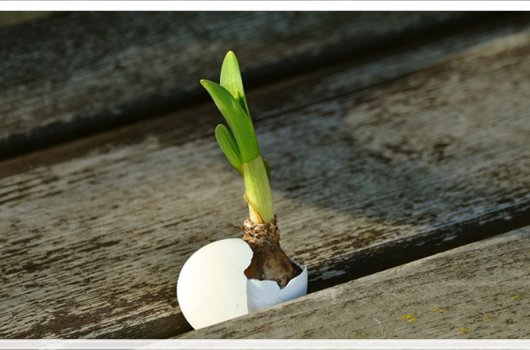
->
[1,12,529,339]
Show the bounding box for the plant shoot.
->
[200,51,301,287]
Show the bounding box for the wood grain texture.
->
[0,11,482,159]
[181,226,530,339]
[2,16,530,338]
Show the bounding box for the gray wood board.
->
[0,11,487,159]
[1,16,530,338]
[181,226,530,338]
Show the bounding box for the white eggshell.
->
[247,261,308,312]
[176,238,253,329]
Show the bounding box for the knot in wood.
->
[241,216,280,246]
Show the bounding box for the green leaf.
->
[201,51,275,224]
[220,51,251,118]
[263,158,271,182]
[200,79,260,163]
[243,156,274,224]
[215,124,243,177]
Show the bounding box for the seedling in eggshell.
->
[200,51,301,286]
[177,51,307,330]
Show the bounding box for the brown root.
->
[241,216,302,288]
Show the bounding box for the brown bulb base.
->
[241,216,301,288]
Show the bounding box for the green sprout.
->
[200,51,273,224]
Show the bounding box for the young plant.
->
[177,51,307,330]
[200,51,301,287]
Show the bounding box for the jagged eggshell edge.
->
[247,261,308,312]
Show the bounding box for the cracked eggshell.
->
[176,238,253,330]
[247,262,308,312]
[177,238,309,329]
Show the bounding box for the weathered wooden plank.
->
[0,11,487,160]
[181,226,530,339]
[2,16,530,339]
